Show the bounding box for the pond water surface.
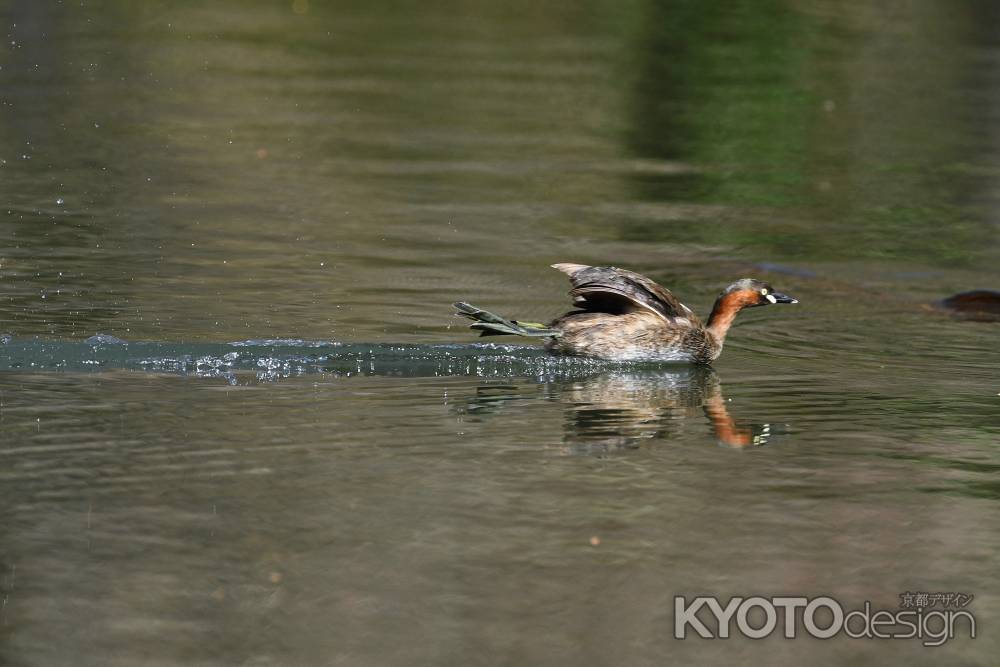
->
[1,1,999,665]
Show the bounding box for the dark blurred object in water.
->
[938,290,1000,321]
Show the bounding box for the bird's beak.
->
[768,291,798,304]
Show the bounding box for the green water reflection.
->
[2,0,998,342]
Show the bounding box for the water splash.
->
[0,338,676,383]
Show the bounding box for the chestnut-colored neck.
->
[706,292,749,342]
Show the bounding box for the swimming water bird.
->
[454,263,797,364]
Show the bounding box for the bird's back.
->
[547,310,718,363]
[546,264,719,362]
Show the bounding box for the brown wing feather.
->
[550,263,700,325]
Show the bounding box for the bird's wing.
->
[551,263,700,325]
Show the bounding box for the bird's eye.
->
[760,288,768,295]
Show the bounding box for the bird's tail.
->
[453,302,561,338]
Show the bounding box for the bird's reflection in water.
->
[461,367,782,453]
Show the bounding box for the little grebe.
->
[454,263,797,364]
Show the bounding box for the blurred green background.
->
[2,0,997,341]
